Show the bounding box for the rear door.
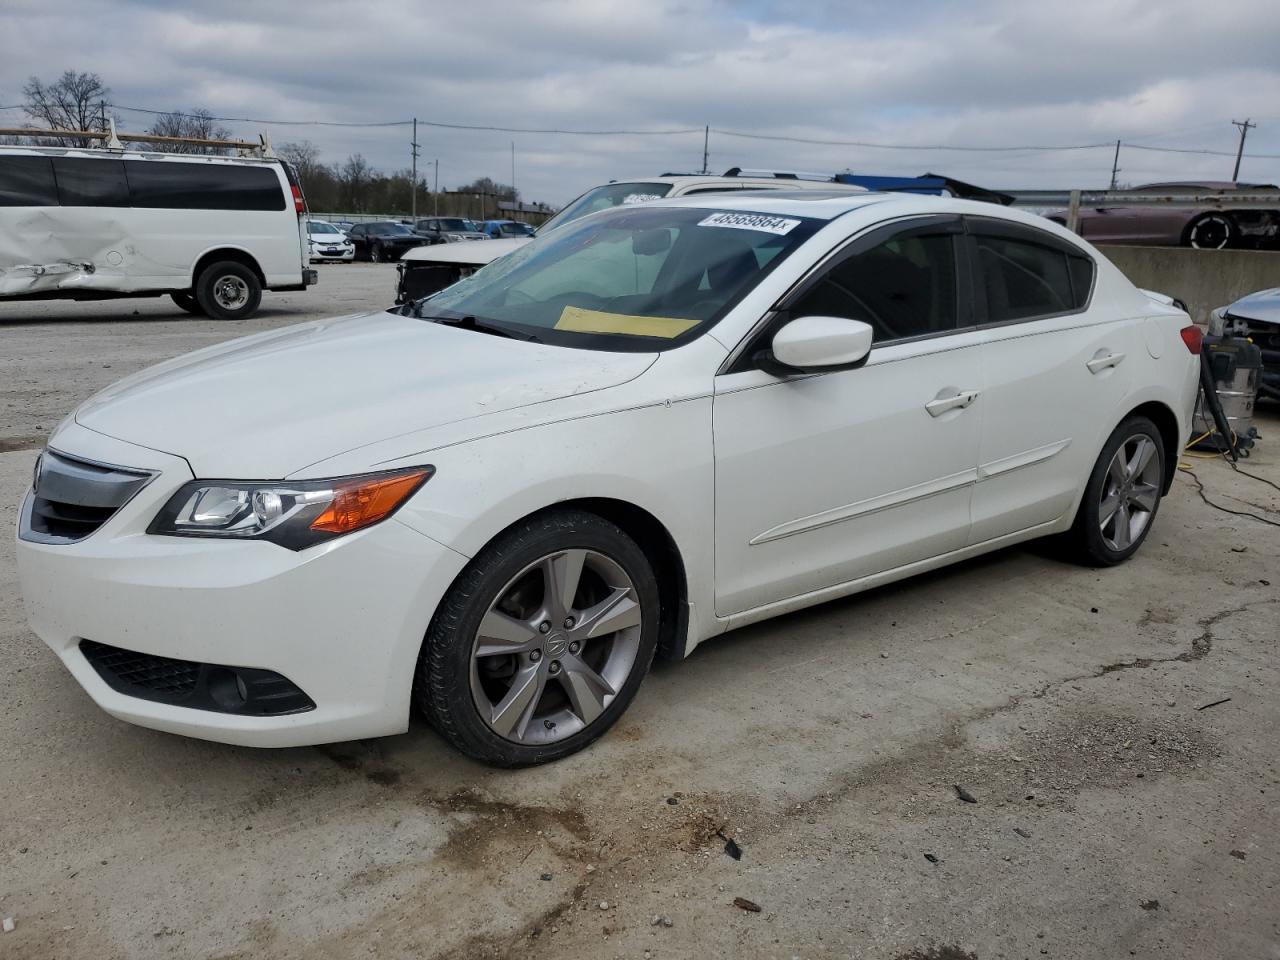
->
[965,218,1137,543]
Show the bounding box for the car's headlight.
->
[446,233,463,241]
[147,466,432,550]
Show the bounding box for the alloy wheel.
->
[469,548,643,744]
[1099,434,1161,551]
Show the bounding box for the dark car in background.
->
[412,217,488,243]
[1047,181,1280,250]
[345,221,431,262]
[479,219,536,239]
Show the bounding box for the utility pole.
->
[511,141,516,199]
[1108,139,1121,191]
[98,100,107,133]
[701,124,709,175]
[433,159,439,215]
[410,118,420,220]
[1231,118,1255,182]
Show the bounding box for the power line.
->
[711,128,1115,151]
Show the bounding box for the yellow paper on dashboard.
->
[555,306,697,338]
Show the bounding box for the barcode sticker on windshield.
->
[697,212,801,235]
[623,193,664,204]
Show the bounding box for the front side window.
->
[789,232,958,343]
[974,235,1077,323]
[0,156,58,206]
[423,205,821,351]
[126,161,285,211]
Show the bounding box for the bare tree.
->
[22,70,109,145]
[144,108,233,154]
[337,154,373,211]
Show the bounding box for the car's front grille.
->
[79,640,316,716]
[20,449,155,544]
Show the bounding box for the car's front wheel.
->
[1066,415,1166,566]
[415,510,660,766]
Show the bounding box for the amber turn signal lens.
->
[309,468,432,535]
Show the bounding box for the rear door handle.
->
[1086,351,1125,374]
[925,389,980,417]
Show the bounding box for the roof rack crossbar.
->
[0,125,270,156]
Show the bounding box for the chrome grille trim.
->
[19,448,157,544]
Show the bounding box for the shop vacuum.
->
[1190,312,1263,459]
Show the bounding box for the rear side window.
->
[0,156,58,206]
[125,161,285,211]
[975,235,1086,323]
[790,232,959,343]
[52,157,130,207]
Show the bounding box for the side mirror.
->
[756,315,874,376]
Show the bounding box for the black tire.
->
[194,261,262,321]
[415,510,660,766]
[1065,415,1166,566]
[370,242,385,263]
[1183,212,1236,250]
[169,291,204,316]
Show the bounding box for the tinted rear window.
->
[0,155,58,206]
[126,160,285,211]
[975,235,1075,323]
[53,157,130,206]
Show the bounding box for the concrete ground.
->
[1,265,1277,960]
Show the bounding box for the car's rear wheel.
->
[1065,416,1165,566]
[170,291,204,316]
[1183,213,1236,250]
[195,261,262,321]
[415,510,659,766]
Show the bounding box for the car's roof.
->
[652,190,896,220]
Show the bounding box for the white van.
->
[0,145,317,320]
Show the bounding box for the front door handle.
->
[1086,351,1125,374]
[925,389,980,417]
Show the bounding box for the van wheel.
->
[414,510,660,766]
[1065,416,1165,566]
[195,262,262,321]
[170,291,204,316]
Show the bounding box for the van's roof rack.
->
[0,120,276,158]
[721,167,836,182]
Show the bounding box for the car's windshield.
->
[537,182,674,235]
[499,222,536,236]
[421,205,820,351]
[436,218,470,230]
[375,223,415,235]
[309,221,340,234]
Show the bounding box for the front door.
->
[713,218,984,617]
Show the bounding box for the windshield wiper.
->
[415,309,542,343]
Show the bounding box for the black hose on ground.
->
[1199,350,1239,461]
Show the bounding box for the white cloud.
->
[2,0,1278,203]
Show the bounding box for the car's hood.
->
[1224,287,1280,326]
[72,311,657,478]
[400,236,530,267]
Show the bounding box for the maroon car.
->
[1048,181,1280,250]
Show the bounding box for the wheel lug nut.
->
[568,641,580,654]
[530,650,542,662]
[539,621,551,634]
[563,617,575,629]
[549,661,561,675]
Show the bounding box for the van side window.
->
[52,158,130,207]
[0,156,58,206]
[789,232,959,343]
[974,235,1080,322]
[125,161,285,211]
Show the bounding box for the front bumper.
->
[15,423,468,747]
[310,247,355,262]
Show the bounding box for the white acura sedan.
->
[16,192,1201,766]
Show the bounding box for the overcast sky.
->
[3,0,1279,206]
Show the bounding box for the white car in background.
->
[306,219,354,262]
[17,192,1200,767]
[395,170,869,302]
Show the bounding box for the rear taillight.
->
[1180,325,1203,355]
[291,185,304,215]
